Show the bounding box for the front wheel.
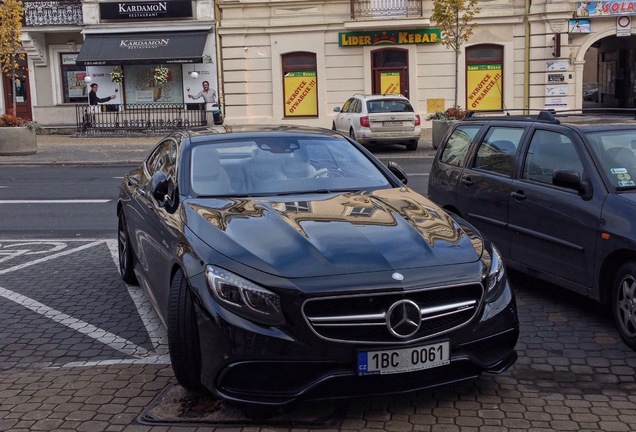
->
[612,262,636,350]
[168,270,207,392]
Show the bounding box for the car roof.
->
[353,93,409,101]
[462,109,636,131]
[181,124,348,143]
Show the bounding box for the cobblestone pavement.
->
[1,238,635,431]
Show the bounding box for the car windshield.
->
[367,99,413,113]
[190,135,392,196]
[585,129,636,190]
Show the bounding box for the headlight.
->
[482,244,506,301]
[205,265,285,326]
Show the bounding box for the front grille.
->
[302,283,483,344]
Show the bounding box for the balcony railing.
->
[75,104,212,136]
[23,0,83,26]
[350,0,423,19]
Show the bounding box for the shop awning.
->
[76,31,208,66]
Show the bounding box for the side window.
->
[147,140,177,179]
[523,130,583,184]
[353,99,362,113]
[473,127,525,177]
[342,98,353,113]
[440,125,482,167]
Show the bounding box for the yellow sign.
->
[466,64,503,110]
[284,71,318,117]
[380,72,401,94]
[427,98,446,114]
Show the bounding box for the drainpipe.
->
[214,0,224,123]
[524,0,531,113]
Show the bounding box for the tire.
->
[349,127,357,141]
[406,140,419,151]
[332,122,337,131]
[168,269,206,393]
[117,212,138,285]
[612,262,636,350]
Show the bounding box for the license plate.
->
[384,121,403,126]
[357,341,450,375]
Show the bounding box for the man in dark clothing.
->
[89,84,115,105]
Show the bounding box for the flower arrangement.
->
[0,111,43,133]
[110,69,123,83]
[154,66,169,85]
[426,106,467,122]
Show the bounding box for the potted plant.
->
[427,106,466,149]
[0,111,42,155]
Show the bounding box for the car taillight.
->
[360,116,370,127]
[415,114,421,126]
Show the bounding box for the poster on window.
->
[67,71,87,99]
[123,65,183,104]
[182,63,218,107]
[284,71,318,117]
[380,72,401,94]
[85,66,122,105]
[466,64,503,110]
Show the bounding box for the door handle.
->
[461,177,473,186]
[511,190,526,200]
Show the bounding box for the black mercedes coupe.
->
[117,125,519,406]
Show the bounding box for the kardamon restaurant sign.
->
[339,29,441,47]
[100,1,193,20]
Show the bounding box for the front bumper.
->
[192,278,519,406]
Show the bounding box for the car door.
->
[428,123,483,211]
[134,138,180,316]
[508,127,603,292]
[456,125,527,255]
[334,98,355,133]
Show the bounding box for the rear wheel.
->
[612,262,636,350]
[349,127,357,142]
[117,212,138,285]
[406,140,419,151]
[168,269,206,392]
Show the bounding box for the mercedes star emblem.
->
[387,299,422,338]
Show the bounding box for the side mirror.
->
[333,107,341,113]
[150,171,171,204]
[388,161,408,185]
[553,170,592,200]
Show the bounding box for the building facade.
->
[2,0,635,130]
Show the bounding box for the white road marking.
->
[0,239,169,366]
[0,199,111,204]
[0,285,153,358]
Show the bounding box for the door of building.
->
[2,57,32,120]
[371,49,409,98]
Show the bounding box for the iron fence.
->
[75,103,210,136]
[350,0,423,19]
[23,0,83,26]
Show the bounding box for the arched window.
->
[466,44,503,111]
[282,52,318,117]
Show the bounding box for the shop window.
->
[60,53,88,103]
[466,44,503,111]
[282,52,318,117]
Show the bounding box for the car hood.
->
[183,188,482,278]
